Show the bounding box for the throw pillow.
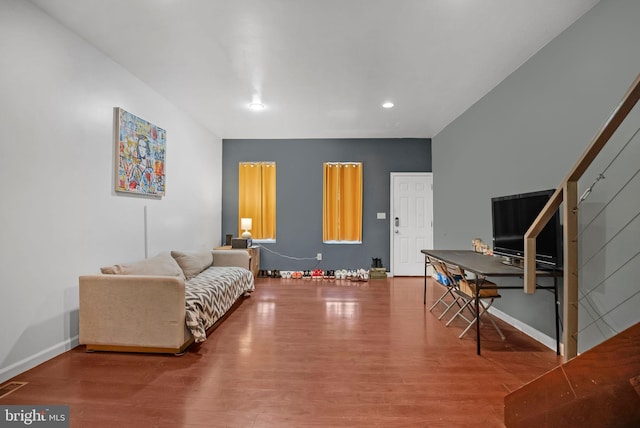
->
[100,252,186,280]
[170,249,214,280]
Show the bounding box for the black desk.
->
[421,249,560,356]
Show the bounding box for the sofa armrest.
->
[211,249,251,270]
[79,275,189,349]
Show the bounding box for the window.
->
[323,162,362,243]
[238,162,276,241]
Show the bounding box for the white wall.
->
[432,0,640,352]
[0,0,222,382]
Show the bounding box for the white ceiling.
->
[29,0,599,139]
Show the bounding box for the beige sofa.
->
[79,249,254,354]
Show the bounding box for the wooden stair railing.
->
[504,322,640,427]
[523,72,640,361]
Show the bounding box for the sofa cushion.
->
[171,250,214,280]
[101,252,186,279]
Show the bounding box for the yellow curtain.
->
[239,162,276,239]
[323,164,340,241]
[260,163,276,238]
[323,162,362,242]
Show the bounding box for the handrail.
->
[523,72,640,361]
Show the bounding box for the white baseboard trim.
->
[388,266,434,278]
[488,307,562,355]
[0,336,79,384]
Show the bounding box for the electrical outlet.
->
[317,253,322,261]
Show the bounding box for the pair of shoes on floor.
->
[349,268,369,282]
[257,269,281,278]
[334,269,353,279]
[325,270,336,280]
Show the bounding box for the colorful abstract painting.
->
[115,108,166,196]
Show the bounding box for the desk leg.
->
[475,278,481,356]
[423,257,427,305]
[554,277,560,355]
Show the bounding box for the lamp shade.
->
[240,218,252,230]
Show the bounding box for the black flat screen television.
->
[491,189,562,268]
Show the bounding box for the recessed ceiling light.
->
[249,102,265,111]
[382,102,394,108]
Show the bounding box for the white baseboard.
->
[388,266,434,278]
[488,307,562,355]
[0,336,79,384]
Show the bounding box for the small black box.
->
[231,238,252,248]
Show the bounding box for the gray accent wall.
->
[432,0,640,350]
[222,138,431,271]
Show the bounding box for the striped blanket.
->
[184,266,254,342]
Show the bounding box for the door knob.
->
[395,217,399,227]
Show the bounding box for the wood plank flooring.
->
[0,277,561,427]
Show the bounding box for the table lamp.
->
[241,218,252,238]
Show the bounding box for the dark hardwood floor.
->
[0,276,561,427]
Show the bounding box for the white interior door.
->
[391,173,433,276]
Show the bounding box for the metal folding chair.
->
[443,264,505,340]
[428,258,465,321]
